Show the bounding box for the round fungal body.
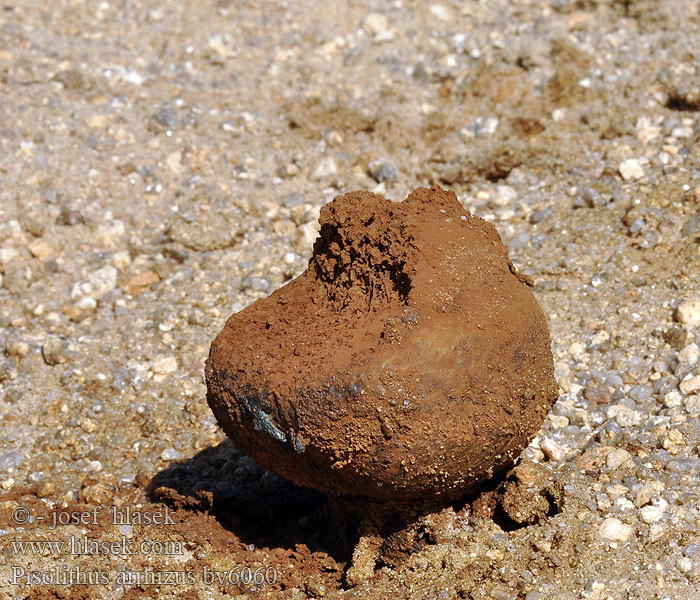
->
[205,186,558,506]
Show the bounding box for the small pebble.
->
[154,106,178,128]
[568,342,586,361]
[161,448,182,461]
[28,240,53,261]
[87,460,103,472]
[633,484,655,507]
[95,220,126,246]
[676,557,692,574]
[311,156,338,180]
[363,13,392,41]
[71,266,118,300]
[152,355,178,374]
[540,437,564,461]
[75,296,97,311]
[685,395,700,415]
[123,271,159,296]
[681,213,700,237]
[606,448,631,470]
[599,517,633,542]
[663,326,688,350]
[0,451,23,473]
[619,159,645,181]
[0,247,19,266]
[640,499,668,524]
[82,482,112,505]
[297,222,319,250]
[42,336,72,366]
[663,390,683,408]
[242,276,271,293]
[677,343,699,365]
[489,185,518,208]
[679,375,700,396]
[429,4,450,21]
[676,297,700,327]
[612,406,642,428]
[5,336,30,358]
[368,158,398,183]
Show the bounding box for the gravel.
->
[677,297,700,327]
[599,517,634,542]
[618,159,645,182]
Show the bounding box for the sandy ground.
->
[1,0,700,598]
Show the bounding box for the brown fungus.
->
[205,186,558,510]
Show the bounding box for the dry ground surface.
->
[1,0,700,598]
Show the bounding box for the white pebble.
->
[678,343,700,365]
[296,222,319,250]
[684,395,700,415]
[640,498,668,523]
[612,405,642,428]
[606,448,631,470]
[568,342,586,361]
[648,523,664,541]
[95,220,126,246]
[112,250,132,271]
[569,382,584,396]
[122,70,144,86]
[161,448,182,461]
[591,330,609,345]
[640,506,662,523]
[0,247,19,266]
[677,297,700,327]
[363,13,391,40]
[677,557,693,574]
[663,390,683,408]
[71,266,118,299]
[540,437,564,462]
[679,375,700,396]
[152,355,178,374]
[554,361,570,380]
[429,4,450,21]
[311,156,338,180]
[619,158,645,181]
[633,484,654,507]
[599,517,633,542]
[75,296,97,310]
[489,185,517,208]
